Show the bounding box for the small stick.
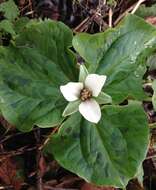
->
[39,127,59,150]
[0,146,37,161]
[109,8,113,28]
[114,3,136,25]
[103,0,106,5]
[131,0,146,14]
[149,123,156,129]
[28,0,34,17]
[146,155,156,160]
[20,3,32,13]
[73,17,91,33]
[35,129,43,190]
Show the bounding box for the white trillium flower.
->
[60,65,111,124]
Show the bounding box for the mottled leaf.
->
[45,102,149,188]
[0,20,78,131]
[73,14,156,103]
[15,19,78,81]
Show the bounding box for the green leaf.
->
[95,92,112,104]
[0,20,78,131]
[15,19,78,81]
[147,54,156,71]
[63,100,81,117]
[0,20,15,35]
[135,4,156,18]
[0,46,64,131]
[45,103,149,188]
[107,0,117,7]
[73,14,156,103]
[0,17,29,36]
[135,165,144,187]
[14,17,30,33]
[79,64,89,82]
[0,0,19,21]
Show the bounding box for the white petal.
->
[85,74,107,97]
[79,99,101,123]
[60,82,83,102]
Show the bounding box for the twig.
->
[146,155,156,160]
[74,0,108,32]
[35,129,43,190]
[43,187,78,190]
[0,146,37,161]
[114,2,137,25]
[28,0,34,17]
[0,185,13,189]
[0,131,25,144]
[24,10,34,16]
[131,0,146,14]
[0,183,28,190]
[0,127,38,144]
[73,17,91,33]
[20,1,32,13]
[109,8,113,27]
[149,123,156,129]
[39,127,59,150]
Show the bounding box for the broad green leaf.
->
[45,103,149,188]
[73,14,156,103]
[0,47,66,131]
[63,100,81,117]
[0,20,78,131]
[15,19,78,81]
[104,64,147,103]
[95,91,112,104]
[0,0,19,21]
[136,4,156,18]
[0,20,15,35]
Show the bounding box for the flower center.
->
[80,88,92,101]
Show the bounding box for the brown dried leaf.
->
[39,156,47,177]
[19,0,26,6]
[127,179,144,190]
[56,176,81,188]
[0,157,23,190]
[146,16,156,26]
[81,183,116,190]
[0,116,15,130]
